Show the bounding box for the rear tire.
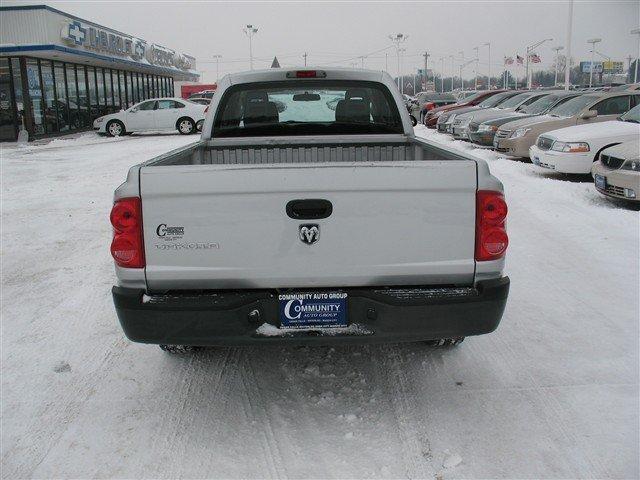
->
[106,120,125,137]
[425,337,465,347]
[196,119,204,132]
[159,344,197,354]
[177,117,195,135]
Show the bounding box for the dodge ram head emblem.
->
[299,224,320,245]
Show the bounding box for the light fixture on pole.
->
[483,42,491,89]
[525,38,553,88]
[631,28,640,83]
[551,46,563,86]
[460,58,476,91]
[563,0,574,91]
[243,24,259,70]
[399,47,406,94]
[473,46,479,89]
[526,38,553,88]
[449,55,454,92]
[587,38,602,88]
[212,54,222,82]
[388,33,408,91]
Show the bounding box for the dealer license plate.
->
[279,292,348,329]
[594,174,606,190]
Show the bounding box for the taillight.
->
[475,191,508,262]
[286,70,327,79]
[110,197,145,268]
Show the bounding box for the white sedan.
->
[93,98,207,137]
[529,104,640,174]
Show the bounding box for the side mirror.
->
[580,109,597,120]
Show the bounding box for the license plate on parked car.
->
[278,292,348,329]
[594,174,606,190]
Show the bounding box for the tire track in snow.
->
[237,352,289,479]
[373,344,436,479]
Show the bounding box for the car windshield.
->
[456,91,485,104]
[520,94,564,114]
[478,92,513,107]
[496,93,531,109]
[213,80,403,137]
[620,104,640,123]
[548,95,599,117]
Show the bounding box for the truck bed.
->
[144,135,475,167]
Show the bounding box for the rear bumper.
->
[112,277,510,346]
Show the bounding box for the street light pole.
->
[587,38,602,88]
[440,57,445,92]
[243,24,259,70]
[525,37,553,88]
[564,0,574,91]
[473,46,479,89]
[552,46,564,86]
[631,28,640,83]
[483,42,491,89]
[399,48,406,94]
[449,55,454,92]
[388,33,408,92]
[212,54,222,82]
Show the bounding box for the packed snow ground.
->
[1,129,638,479]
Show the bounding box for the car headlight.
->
[478,124,498,133]
[510,127,530,139]
[551,141,590,153]
[621,159,640,171]
[95,117,104,123]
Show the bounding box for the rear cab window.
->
[212,80,403,137]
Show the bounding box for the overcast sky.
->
[4,0,640,82]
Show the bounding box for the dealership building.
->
[0,5,199,141]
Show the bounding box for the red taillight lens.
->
[110,197,145,268]
[296,71,317,78]
[476,191,508,261]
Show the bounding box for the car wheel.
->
[177,117,195,135]
[424,337,465,347]
[106,120,125,137]
[159,344,198,354]
[196,119,204,132]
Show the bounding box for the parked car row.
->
[427,87,640,204]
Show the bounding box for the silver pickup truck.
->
[110,68,510,351]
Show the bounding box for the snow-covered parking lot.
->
[1,129,638,479]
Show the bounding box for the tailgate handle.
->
[286,199,333,220]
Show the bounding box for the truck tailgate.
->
[140,161,477,290]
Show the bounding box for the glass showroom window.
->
[54,62,69,132]
[25,59,45,135]
[11,58,24,133]
[119,70,127,107]
[66,63,79,129]
[129,72,136,104]
[39,60,57,134]
[96,68,106,116]
[104,69,114,113]
[87,67,99,121]
[0,58,16,141]
[76,65,89,127]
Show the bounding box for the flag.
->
[529,53,541,64]
[504,56,514,66]
[516,55,524,65]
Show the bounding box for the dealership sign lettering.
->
[61,20,194,71]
